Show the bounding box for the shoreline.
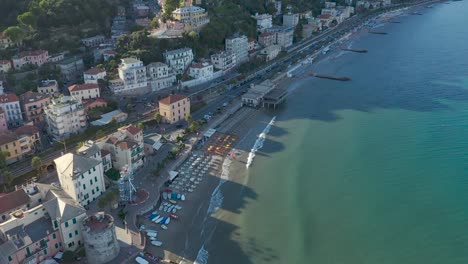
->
[136,2,442,263]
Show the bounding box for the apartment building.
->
[259,45,282,61]
[44,96,86,141]
[210,51,236,71]
[83,67,107,84]
[19,91,51,125]
[14,125,41,155]
[163,48,194,74]
[11,50,49,70]
[158,94,190,124]
[55,152,106,207]
[225,34,249,64]
[0,109,7,132]
[81,35,106,48]
[0,183,87,264]
[0,133,23,164]
[0,93,23,128]
[68,83,101,100]
[255,13,273,30]
[37,80,59,96]
[258,32,276,47]
[189,62,214,80]
[97,125,144,170]
[117,58,148,95]
[264,26,294,48]
[146,62,176,92]
[283,13,299,27]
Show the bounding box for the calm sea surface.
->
[206,2,468,263]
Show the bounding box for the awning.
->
[203,128,216,138]
[169,171,179,181]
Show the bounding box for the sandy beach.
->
[135,3,437,263]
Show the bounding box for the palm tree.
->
[31,156,43,178]
[186,114,192,125]
[154,113,163,126]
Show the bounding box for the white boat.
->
[155,217,164,224]
[181,195,186,201]
[169,199,177,204]
[163,192,168,200]
[149,237,157,241]
[145,230,158,234]
[175,205,182,210]
[165,218,171,225]
[135,256,149,264]
[151,241,163,247]
[158,205,163,211]
[161,225,168,230]
[171,208,177,213]
[147,232,157,237]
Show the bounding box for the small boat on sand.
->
[151,241,163,247]
[161,225,168,230]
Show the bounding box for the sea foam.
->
[246,116,276,168]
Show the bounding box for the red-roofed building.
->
[0,93,23,128]
[68,83,100,100]
[158,94,190,124]
[0,189,30,221]
[83,98,108,111]
[14,125,41,154]
[317,14,333,27]
[97,125,144,169]
[12,50,49,70]
[83,67,107,84]
[188,62,213,80]
[0,60,11,73]
[103,50,117,61]
[259,32,276,47]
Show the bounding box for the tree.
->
[137,122,145,130]
[189,121,200,133]
[149,17,160,29]
[17,11,37,30]
[31,156,42,177]
[3,26,26,44]
[96,130,105,139]
[62,251,75,263]
[154,113,163,125]
[186,114,192,124]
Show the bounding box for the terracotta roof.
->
[159,94,187,105]
[0,189,30,214]
[83,98,107,108]
[14,125,40,136]
[19,50,48,57]
[101,149,110,156]
[117,140,137,149]
[121,125,141,135]
[84,67,106,75]
[0,93,19,103]
[19,91,50,103]
[106,137,119,144]
[317,14,332,19]
[0,133,18,145]
[190,62,211,69]
[0,60,10,65]
[68,83,99,92]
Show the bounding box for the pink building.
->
[12,50,49,70]
[0,109,7,132]
[19,91,51,125]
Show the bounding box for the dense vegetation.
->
[1,0,128,53]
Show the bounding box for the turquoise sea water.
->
[206,2,468,264]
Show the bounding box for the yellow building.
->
[172,6,209,32]
[0,133,23,164]
[158,94,190,124]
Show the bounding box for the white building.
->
[325,1,337,8]
[77,140,112,172]
[81,35,106,48]
[259,45,282,61]
[188,62,214,80]
[283,13,299,28]
[210,52,236,71]
[226,34,249,64]
[117,58,148,95]
[146,62,176,92]
[83,67,107,84]
[163,48,194,74]
[0,93,23,128]
[68,83,101,100]
[254,14,273,31]
[54,152,106,207]
[44,96,86,141]
[0,60,11,73]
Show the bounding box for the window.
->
[54,220,58,228]
[96,186,99,192]
[94,176,97,182]
[65,222,69,228]
[53,233,57,239]
[83,184,86,190]
[54,243,59,249]
[92,189,95,195]
[69,233,72,238]
[75,230,78,236]
[90,179,93,185]
[93,168,96,172]
[8,256,12,262]
[73,218,76,224]
[68,243,72,248]
[43,249,47,255]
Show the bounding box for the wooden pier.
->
[340,47,368,53]
[310,73,352,81]
[369,31,388,35]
